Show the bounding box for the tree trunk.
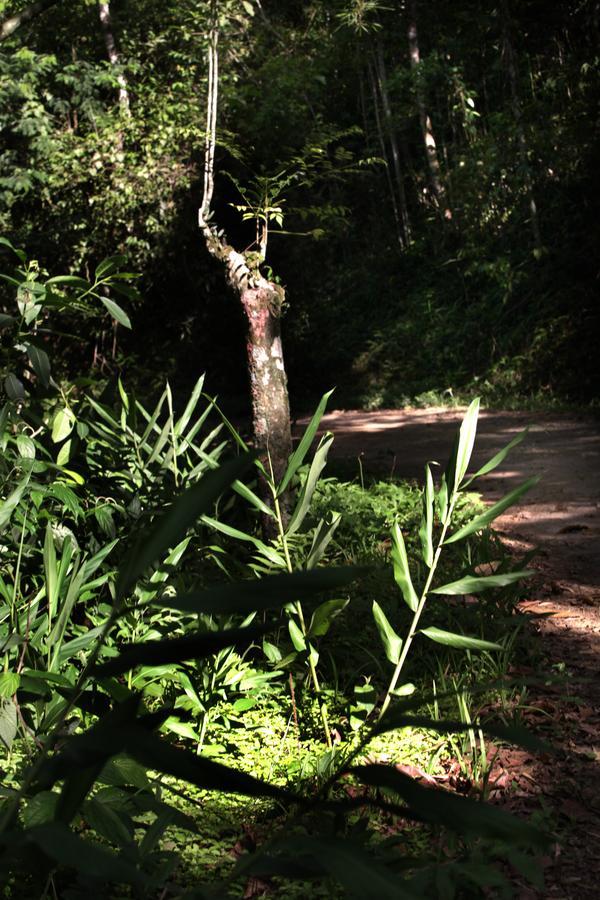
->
[373,41,411,246]
[500,0,542,253]
[98,1,130,116]
[407,0,451,218]
[366,59,403,245]
[1,0,62,41]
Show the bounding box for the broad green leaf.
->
[101,296,131,329]
[352,765,549,847]
[432,570,535,595]
[82,797,133,847]
[56,439,71,466]
[0,236,26,262]
[23,792,58,828]
[52,406,75,443]
[372,601,402,665]
[420,626,502,651]
[444,476,540,544]
[390,522,418,611]
[462,428,529,487]
[308,598,349,638]
[157,566,364,616]
[0,672,20,698]
[95,255,127,279]
[4,373,25,401]
[94,624,269,677]
[287,433,334,535]
[288,619,306,652]
[25,344,51,387]
[277,389,333,496]
[0,313,15,327]
[0,699,17,750]
[16,434,35,458]
[419,464,434,567]
[454,398,480,488]
[306,511,341,569]
[117,455,254,598]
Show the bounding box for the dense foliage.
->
[0,0,597,408]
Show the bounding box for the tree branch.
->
[1,0,63,42]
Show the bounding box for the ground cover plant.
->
[0,250,552,896]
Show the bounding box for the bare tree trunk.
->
[1,0,62,41]
[199,9,292,523]
[98,1,130,116]
[373,41,411,245]
[365,59,403,245]
[407,0,451,218]
[500,0,542,253]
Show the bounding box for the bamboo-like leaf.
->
[454,398,480,489]
[200,514,285,566]
[174,375,205,437]
[390,522,418,611]
[117,455,254,598]
[419,464,434,567]
[420,626,502,651]
[306,511,342,569]
[287,433,334,535]
[462,428,529,487]
[352,765,549,847]
[432,570,535,595]
[277,389,333,496]
[94,624,269,677]
[308,598,349,638]
[444,476,540,544]
[288,619,306,652]
[372,601,402,665]
[0,462,33,530]
[158,567,363,617]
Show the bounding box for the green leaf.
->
[287,433,334,535]
[101,297,131,329]
[158,566,364,616]
[288,619,306,652]
[26,344,51,388]
[94,624,269,677]
[308,598,349,638]
[462,428,529,487]
[372,601,402,665]
[46,275,90,289]
[0,463,33,529]
[0,313,15,327]
[419,464,434,567]
[117,455,254,598]
[432,570,535,595]
[16,434,35,458]
[0,699,17,751]
[25,823,147,885]
[95,255,127,279]
[4,373,25,401]
[52,407,75,443]
[277,389,333,496]
[306,511,341,569]
[200,514,285,566]
[0,236,26,262]
[420,626,502,651]
[390,522,418,611]
[444,476,540,544]
[454,398,480,489]
[352,765,549,847]
[374,713,551,753]
[0,672,20,698]
[23,792,58,828]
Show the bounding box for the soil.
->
[298,406,600,899]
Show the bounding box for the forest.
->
[0,0,598,897]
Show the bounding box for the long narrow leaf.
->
[454,398,480,489]
[462,428,529,487]
[372,601,402,665]
[390,522,418,612]
[420,626,502,651]
[286,433,333,535]
[432,570,534,595]
[116,455,254,598]
[418,464,434,567]
[444,476,540,544]
[277,389,333,496]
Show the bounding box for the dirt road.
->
[299,406,600,898]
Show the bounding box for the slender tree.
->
[500,0,542,252]
[0,0,62,41]
[198,6,292,518]
[406,0,451,218]
[98,1,130,116]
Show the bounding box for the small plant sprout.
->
[374,398,539,720]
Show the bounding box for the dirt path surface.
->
[299,407,600,898]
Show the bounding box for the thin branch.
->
[199,0,219,229]
[1,0,62,42]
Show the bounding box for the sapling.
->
[373,398,538,720]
